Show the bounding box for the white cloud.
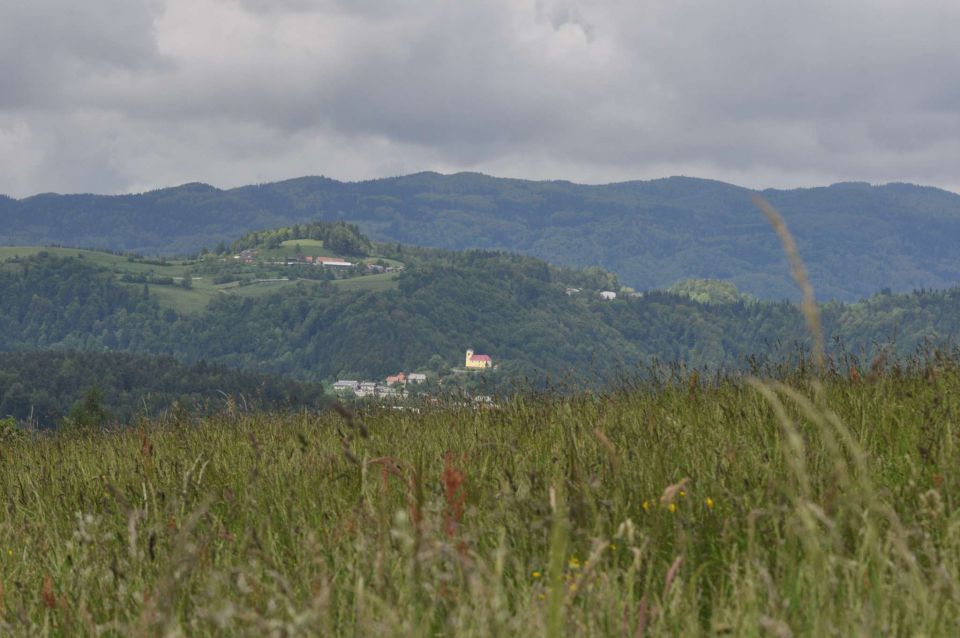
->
[1,0,959,196]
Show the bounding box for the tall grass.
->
[1,356,959,635]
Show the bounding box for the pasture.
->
[1,359,958,635]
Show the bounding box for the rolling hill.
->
[3,174,960,300]
[3,230,960,388]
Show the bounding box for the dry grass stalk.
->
[659,478,690,506]
[752,195,825,378]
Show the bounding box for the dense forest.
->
[3,174,960,299]
[1,247,959,391]
[229,220,373,256]
[0,350,327,428]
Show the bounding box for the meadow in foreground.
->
[1,352,959,636]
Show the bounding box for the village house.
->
[316,257,354,268]
[334,377,418,400]
[332,380,360,395]
[284,255,355,268]
[378,385,399,399]
[600,291,617,300]
[407,373,427,384]
[234,249,257,264]
[355,381,378,398]
[465,349,493,369]
[385,372,407,386]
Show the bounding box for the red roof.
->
[470,354,492,362]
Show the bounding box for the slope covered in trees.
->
[0,350,327,428]
[2,246,960,389]
[3,174,960,299]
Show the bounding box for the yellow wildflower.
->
[642,500,650,511]
[705,497,715,509]
[679,490,686,498]
[667,503,677,513]
[532,571,541,579]
[568,556,580,569]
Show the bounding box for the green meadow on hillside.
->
[1,357,959,635]
[257,238,328,260]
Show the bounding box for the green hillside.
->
[0,221,400,315]
[4,174,960,299]
[3,234,960,386]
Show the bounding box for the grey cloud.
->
[0,1,164,108]
[1,0,959,197]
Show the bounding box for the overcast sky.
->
[1,0,959,197]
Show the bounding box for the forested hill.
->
[0,350,327,429]
[3,174,960,300]
[3,248,960,388]
[0,173,960,300]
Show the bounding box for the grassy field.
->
[258,239,330,260]
[0,246,193,276]
[147,284,222,315]
[280,239,326,248]
[2,358,959,636]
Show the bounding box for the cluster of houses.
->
[299,255,354,267]
[333,372,427,399]
[235,249,257,264]
[264,256,356,268]
[333,350,497,401]
[232,248,354,268]
[233,249,406,274]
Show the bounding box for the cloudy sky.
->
[1,0,959,197]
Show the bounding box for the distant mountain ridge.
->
[3,172,960,300]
